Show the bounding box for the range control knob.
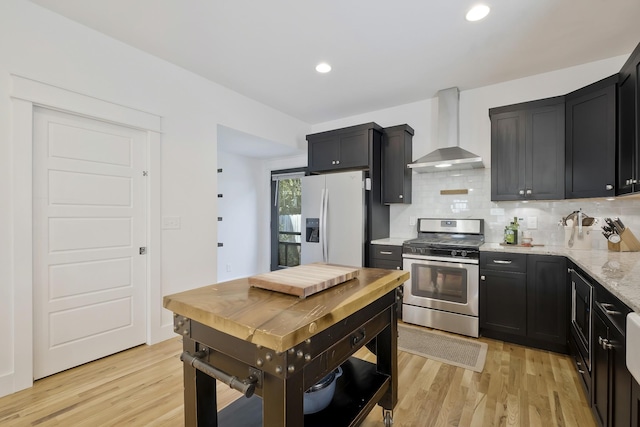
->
[461,250,468,257]
[451,250,457,257]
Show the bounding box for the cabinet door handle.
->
[526,189,532,195]
[332,161,336,165]
[600,302,621,316]
[599,336,614,350]
[492,260,513,264]
[379,251,393,255]
[399,194,403,199]
[519,190,525,195]
[605,184,614,190]
[480,275,486,280]
[336,160,340,165]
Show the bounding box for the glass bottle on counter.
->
[504,217,519,245]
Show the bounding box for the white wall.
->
[0,0,310,397]
[216,150,263,281]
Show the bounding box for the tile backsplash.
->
[389,169,640,250]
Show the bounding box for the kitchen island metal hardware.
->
[180,350,259,398]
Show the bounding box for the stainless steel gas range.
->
[402,218,484,337]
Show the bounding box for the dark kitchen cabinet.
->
[369,244,402,270]
[489,96,565,201]
[592,284,632,427]
[632,378,640,427]
[526,255,568,350]
[382,124,414,204]
[617,41,640,196]
[565,75,617,199]
[480,252,527,337]
[480,252,568,353]
[307,123,382,173]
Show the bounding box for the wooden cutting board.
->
[248,263,360,298]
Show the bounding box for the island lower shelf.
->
[218,357,390,427]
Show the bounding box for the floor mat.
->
[397,324,487,372]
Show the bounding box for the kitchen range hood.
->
[408,87,484,173]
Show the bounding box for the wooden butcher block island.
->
[163,264,408,426]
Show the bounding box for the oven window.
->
[411,263,468,304]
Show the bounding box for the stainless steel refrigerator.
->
[300,171,366,267]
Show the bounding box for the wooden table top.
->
[163,267,409,352]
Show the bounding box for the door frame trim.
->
[8,74,162,394]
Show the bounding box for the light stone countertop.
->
[482,243,640,313]
[371,237,410,246]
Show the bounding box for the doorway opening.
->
[270,169,305,270]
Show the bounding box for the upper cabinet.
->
[307,123,382,173]
[382,124,413,204]
[489,97,565,201]
[565,75,617,199]
[617,42,640,196]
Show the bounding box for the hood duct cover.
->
[408,87,484,173]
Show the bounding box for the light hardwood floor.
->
[0,333,594,426]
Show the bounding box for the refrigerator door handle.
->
[322,187,329,263]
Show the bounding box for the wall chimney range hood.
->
[408,87,484,173]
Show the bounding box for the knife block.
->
[608,228,640,252]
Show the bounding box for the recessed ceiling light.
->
[466,4,490,21]
[315,63,332,73]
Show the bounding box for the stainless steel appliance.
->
[301,171,367,267]
[402,218,484,337]
[570,268,593,373]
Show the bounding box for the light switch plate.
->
[162,216,181,230]
[409,216,417,226]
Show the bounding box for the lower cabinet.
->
[369,244,402,270]
[592,284,632,427]
[632,378,640,427]
[526,255,568,348]
[480,252,568,353]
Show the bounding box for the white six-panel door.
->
[32,107,147,379]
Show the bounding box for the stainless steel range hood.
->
[408,87,484,173]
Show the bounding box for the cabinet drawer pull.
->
[492,260,513,264]
[605,184,614,190]
[379,251,393,255]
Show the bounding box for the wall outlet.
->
[490,208,505,216]
[409,216,417,226]
[226,264,232,272]
[527,216,538,230]
[162,216,181,230]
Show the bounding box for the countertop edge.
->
[481,243,640,312]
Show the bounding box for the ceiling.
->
[28,0,640,125]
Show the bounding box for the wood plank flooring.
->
[0,332,594,426]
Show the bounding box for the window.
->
[270,169,304,270]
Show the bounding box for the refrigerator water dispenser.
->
[306,218,320,242]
